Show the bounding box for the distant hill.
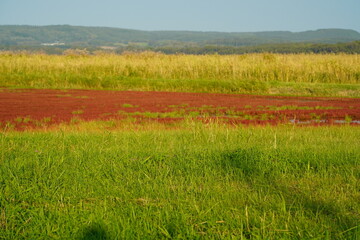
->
[1,25,359,47]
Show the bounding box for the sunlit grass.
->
[0,51,359,239]
[0,124,359,239]
[0,52,359,97]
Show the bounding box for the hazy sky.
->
[0,0,359,32]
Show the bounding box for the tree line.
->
[1,41,360,55]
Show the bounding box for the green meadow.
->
[0,52,359,239]
[0,124,359,239]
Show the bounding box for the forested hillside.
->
[1,25,359,46]
[1,25,360,54]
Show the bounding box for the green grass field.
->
[1,52,359,239]
[1,124,359,239]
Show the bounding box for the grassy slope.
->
[0,53,359,97]
[1,125,359,239]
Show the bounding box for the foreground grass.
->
[0,52,359,97]
[0,124,359,239]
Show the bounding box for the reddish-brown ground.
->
[0,88,359,130]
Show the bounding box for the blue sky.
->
[0,0,359,32]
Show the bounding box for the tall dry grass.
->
[0,52,359,94]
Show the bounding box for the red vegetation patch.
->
[0,88,359,130]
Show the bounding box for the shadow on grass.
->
[220,148,359,239]
[77,222,109,240]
